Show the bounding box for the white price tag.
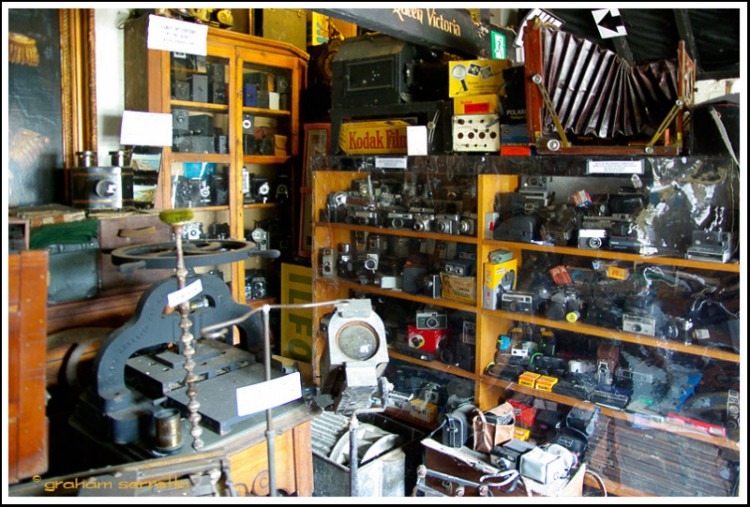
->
[167,279,203,308]
[586,160,644,175]
[235,372,302,416]
[374,157,408,169]
[120,110,173,147]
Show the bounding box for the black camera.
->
[348,208,380,227]
[423,273,442,298]
[500,291,538,313]
[545,287,584,321]
[174,176,202,208]
[444,258,475,277]
[244,269,267,300]
[207,222,230,239]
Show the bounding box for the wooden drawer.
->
[97,214,173,293]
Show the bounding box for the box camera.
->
[416,311,448,330]
[622,313,658,336]
[321,248,338,277]
[434,214,461,235]
[248,227,269,250]
[402,264,427,294]
[407,324,446,354]
[577,228,608,250]
[244,269,267,300]
[207,222,230,239]
[181,222,204,241]
[387,211,415,230]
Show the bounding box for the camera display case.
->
[125,16,308,306]
[311,154,740,497]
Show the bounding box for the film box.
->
[453,93,499,115]
[518,371,541,388]
[448,59,511,98]
[535,375,559,392]
[440,273,477,304]
[483,258,518,310]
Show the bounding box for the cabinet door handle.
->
[118,226,157,238]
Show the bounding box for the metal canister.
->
[70,165,134,210]
[110,149,133,168]
[154,408,183,452]
[76,150,98,168]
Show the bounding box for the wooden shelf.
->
[484,238,741,273]
[170,152,232,164]
[484,308,740,363]
[315,221,478,245]
[241,106,291,118]
[170,99,229,112]
[325,277,477,313]
[389,349,477,381]
[480,374,740,452]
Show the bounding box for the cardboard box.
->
[536,375,559,392]
[339,120,410,155]
[483,258,518,309]
[518,371,541,388]
[440,273,477,304]
[448,59,511,98]
[274,134,288,156]
[453,93,499,115]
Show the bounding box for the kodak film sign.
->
[339,120,410,155]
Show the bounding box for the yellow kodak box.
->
[518,371,541,388]
[535,375,559,392]
[453,93,499,115]
[440,273,477,304]
[514,427,531,441]
[339,120,410,155]
[448,59,511,98]
[409,399,438,423]
[483,258,517,309]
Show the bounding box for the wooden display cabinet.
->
[124,14,308,306]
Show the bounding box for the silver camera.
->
[413,213,435,232]
[182,222,204,240]
[321,248,338,277]
[249,227,269,250]
[578,228,608,250]
[387,211,415,230]
[458,213,478,236]
[416,311,448,330]
[350,209,380,227]
[519,175,549,193]
[434,214,461,235]
[362,253,379,272]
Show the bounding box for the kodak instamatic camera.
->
[407,324,446,354]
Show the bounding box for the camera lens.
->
[426,317,439,328]
[588,237,602,249]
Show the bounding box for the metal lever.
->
[648,98,684,147]
[531,73,571,149]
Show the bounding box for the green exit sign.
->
[491,31,506,59]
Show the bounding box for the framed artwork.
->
[298,123,330,258]
[7,8,96,207]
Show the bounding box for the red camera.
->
[407,325,446,354]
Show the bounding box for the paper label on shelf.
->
[236,372,302,416]
[167,279,203,308]
[586,160,644,175]
[121,111,172,147]
[147,14,208,56]
[375,157,408,169]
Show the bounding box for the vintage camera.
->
[621,313,658,336]
[348,208,380,227]
[416,311,448,330]
[248,227,269,250]
[387,211,415,230]
[686,230,733,263]
[423,273,442,298]
[500,291,538,313]
[545,287,584,322]
[434,214,461,235]
[493,214,540,243]
[337,243,355,278]
[444,257,475,277]
[361,253,379,272]
[412,211,436,232]
[207,222,230,239]
[251,176,271,203]
[402,264,427,294]
[181,222,204,241]
[321,248,338,278]
[577,228,608,250]
[519,175,549,193]
[377,275,402,290]
[173,175,202,208]
[244,269,267,301]
[407,325,447,355]
[458,213,478,236]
